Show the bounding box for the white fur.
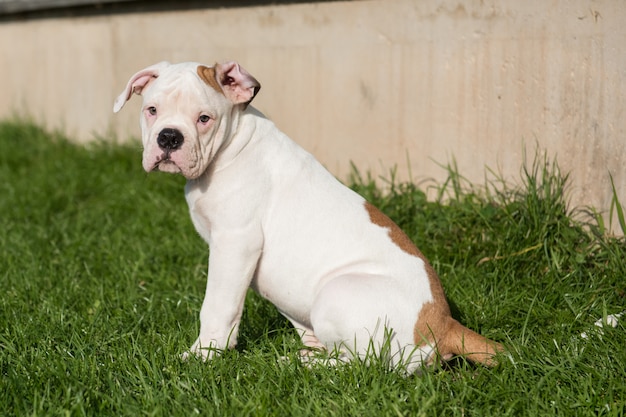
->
[114,62,461,373]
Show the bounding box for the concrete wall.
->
[1,0,625,231]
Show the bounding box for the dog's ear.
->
[113,61,170,113]
[213,61,261,107]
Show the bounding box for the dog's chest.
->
[184,185,212,243]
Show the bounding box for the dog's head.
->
[113,61,260,179]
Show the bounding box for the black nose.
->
[157,128,184,151]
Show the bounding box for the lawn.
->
[0,120,624,416]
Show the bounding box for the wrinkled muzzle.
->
[142,124,202,178]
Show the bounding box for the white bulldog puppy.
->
[114,61,502,373]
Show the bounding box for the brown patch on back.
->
[364,201,502,366]
[365,202,422,258]
[364,202,451,334]
[197,65,225,96]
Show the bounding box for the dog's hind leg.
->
[279,318,345,367]
[308,274,424,370]
[288,320,327,354]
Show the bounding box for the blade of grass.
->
[608,172,626,235]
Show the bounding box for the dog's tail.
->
[439,318,504,366]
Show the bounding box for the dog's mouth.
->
[153,152,182,174]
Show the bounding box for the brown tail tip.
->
[440,319,504,367]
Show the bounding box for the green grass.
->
[1,120,625,416]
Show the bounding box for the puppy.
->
[114,61,502,373]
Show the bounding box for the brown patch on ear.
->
[197,64,225,96]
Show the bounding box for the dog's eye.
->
[198,115,211,124]
[147,106,157,116]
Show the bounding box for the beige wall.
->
[1,0,625,231]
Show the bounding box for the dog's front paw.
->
[181,338,222,361]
